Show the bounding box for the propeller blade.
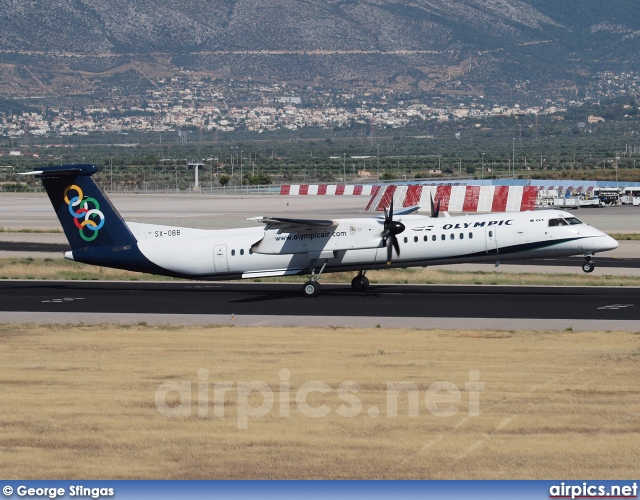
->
[381,198,405,264]
[430,193,440,218]
[392,237,400,258]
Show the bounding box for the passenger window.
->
[414,236,418,243]
[424,236,428,242]
[249,249,253,255]
[432,235,436,241]
[404,237,408,243]
[488,231,493,237]
[240,249,244,255]
[441,234,445,241]
[450,233,454,240]
[469,232,473,239]
[459,233,463,239]
[231,249,235,256]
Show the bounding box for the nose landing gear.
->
[302,261,327,297]
[302,280,321,297]
[582,256,595,273]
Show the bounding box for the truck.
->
[553,198,579,209]
[579,198,601,208]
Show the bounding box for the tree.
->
[245,173,271,185]
[219,174,230,187]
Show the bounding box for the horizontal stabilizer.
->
[19,164,100,177]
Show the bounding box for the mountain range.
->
[1,0,640,101]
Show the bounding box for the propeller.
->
[430,193,441,218]
[381,199,405,264]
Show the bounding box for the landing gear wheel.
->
[351,275,370,291]
[303,281,321,297]
[582,261,595,273]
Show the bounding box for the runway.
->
[0,281,637,330]
[1,194,639,329]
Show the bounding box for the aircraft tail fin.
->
[24,164,137,251]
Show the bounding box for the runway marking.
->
[41,297,85,303]
[598,304,634,310]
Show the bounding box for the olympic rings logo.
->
[64,184,105,242]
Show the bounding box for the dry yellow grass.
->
[0,323,639,479]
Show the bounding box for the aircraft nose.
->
[602,234,619,251]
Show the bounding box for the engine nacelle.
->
[252,220,382,255]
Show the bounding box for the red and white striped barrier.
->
[279,183,602,213]
[364,185,539,213]
[279,184,378,196]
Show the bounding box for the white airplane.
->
[25,164,618,297]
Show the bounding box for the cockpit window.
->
[549,217,583,227]
[564,217,583,225]
[548,218,568,227]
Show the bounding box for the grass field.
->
[1,324,639,479]
[1,257,639,286]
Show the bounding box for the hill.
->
[1,0,639,101]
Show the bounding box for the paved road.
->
[0,281,637,321]
[0,241,70,253]
[2,192,640,232]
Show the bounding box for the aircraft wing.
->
[248,217,338,231]
[374,205,420,218]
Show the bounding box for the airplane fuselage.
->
[26,164,618,297]
[66,209,617,281]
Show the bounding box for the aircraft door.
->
[213,244,229,273]
[485,226,499,255]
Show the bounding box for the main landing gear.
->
[351,271,369,292]
[582,256,595,273]
[302,267,370,297]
